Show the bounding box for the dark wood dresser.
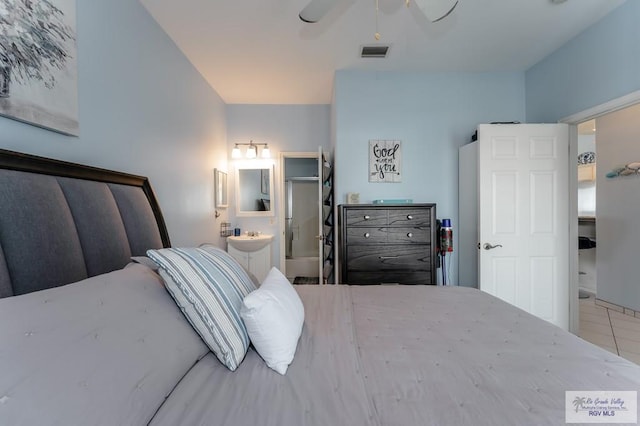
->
[339,204,437,285]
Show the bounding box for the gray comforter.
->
[153,285,640,425]
[2,264,640,425]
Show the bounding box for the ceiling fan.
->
[299,0,459,24]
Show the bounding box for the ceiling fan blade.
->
[413,0,459,23]
[299,0,343,23]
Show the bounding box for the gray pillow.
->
[147,245,257,371]
[130,256,159,271]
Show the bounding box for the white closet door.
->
[479,124,569,330]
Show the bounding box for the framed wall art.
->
[0,0,78,135]
[369,139,402,183]
[214,168,228,208]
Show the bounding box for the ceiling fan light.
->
[299,0,341,23]
[413,0,458,23]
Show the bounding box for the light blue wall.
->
[227,105,330,153]
[334,71,526,285]
[227,104,331,268]
[526,0,640,122]
[0,0,228,247]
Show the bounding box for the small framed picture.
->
[369,140,402,183]
[214,168,228,208]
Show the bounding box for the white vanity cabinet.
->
[227,242,272,283]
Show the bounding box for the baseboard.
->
[595,298,640,319]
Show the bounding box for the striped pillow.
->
[147,245,256,371]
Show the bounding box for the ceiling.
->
[140,0,625,104]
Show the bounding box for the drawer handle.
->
[364,232,371,238]
[407,214,413,220]
[364,215,371,220]
[407,232,413,238]
[379,255,399,259]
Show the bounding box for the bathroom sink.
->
[227,234,274,252]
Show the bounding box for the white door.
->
[479,124,569,329]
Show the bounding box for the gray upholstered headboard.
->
[0,149,171,298]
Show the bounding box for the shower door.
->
[285,178,319,260]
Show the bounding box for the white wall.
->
[0,0,228,248]
[226,104,331,268]
[334,71,526,285]
[595,103,640,311]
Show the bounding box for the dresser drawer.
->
[346,245,432,271]
[347,227,430,244]
[346,271,433,285]
[345,209,387,226]
[387,227,430,244]
[387,209,431,226]
[346,227,387,244]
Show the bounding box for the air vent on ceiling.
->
[361,45,389,58]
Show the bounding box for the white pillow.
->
[241,267,305,375]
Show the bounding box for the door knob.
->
[483,243,503,250]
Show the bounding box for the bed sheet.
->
[152,285,640,425]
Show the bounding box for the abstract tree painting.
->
[0,0,77,135]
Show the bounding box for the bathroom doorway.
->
[280,153,321,283]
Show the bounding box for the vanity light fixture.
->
[231,140,271,159]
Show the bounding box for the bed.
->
[1,148,639,425]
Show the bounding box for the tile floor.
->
[579,294,640,365]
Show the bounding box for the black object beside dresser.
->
[339,204,437,285]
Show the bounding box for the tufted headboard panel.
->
[0,149,170,297]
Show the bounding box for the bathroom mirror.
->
[235,164,274,217]
[214,168,228,208]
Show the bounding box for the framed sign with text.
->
[369,140,401,183]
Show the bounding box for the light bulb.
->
[261,145,270,158]
[231,145,241,159]
[246,145,257,159]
